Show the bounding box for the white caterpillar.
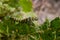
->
[32,0,60,24]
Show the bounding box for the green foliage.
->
[39,17,60,40]
[50,17,60,30]
[19,0,32,12]
[0,0,60,40]
[0,0,32,17]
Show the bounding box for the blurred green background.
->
[0,0,60,40]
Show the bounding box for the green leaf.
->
[19,0,32,12]
[50,17,60,30]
